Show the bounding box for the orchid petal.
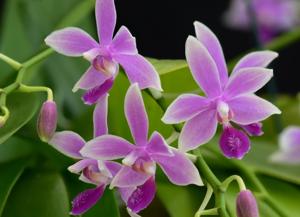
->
[270,151,300,164]
[111,26,137,55]
[232,51,278,73]
[279,126,300,152]
[95,0,116,44]
[194,21,228,86]
[68,159,97,174]
[80,135,134,160]
[228,94,281,125]
[125,84,149,146]
[72,66,110,92]
[70,185,105,215]
[93,94,109,137]
[179,109,218,152]
[114,54,162,90]
[45,27,98,56]
[119,187,136,204]
[147,131,173,156]
[127,208,142,217]
[110,166,150,188]
[186,36,221,97]
[162,94,209,124]
[104,161,122,177]
[225,67,273,98]
[127,177,156,213]
[48,131,85,159]
[82,78,114,105]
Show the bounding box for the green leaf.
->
[2,171,69,217]
[148,58,188,76]
[0,159,28,216]
[0,93,40,145]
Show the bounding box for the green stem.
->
[196,208,219,216]
[195,184,214,217]
[22,48,54,68]
[220,175,246,192]
[0,53,22,70]
[18,84,54,101]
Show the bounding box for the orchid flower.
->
[81,83,202,216]
[224,0,300,42]
[270,126,300,164]
[45,0,161,105]
[48,95,122,215]
[162,22,281,159]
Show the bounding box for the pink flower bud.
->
[37,100,57,142]
[236,190,259,217]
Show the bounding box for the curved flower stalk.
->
[223,0,300,43]
[45,0,161,105]
[270,126,300,164]
[48,95,122,215]
[81,84,202,216]
[162,22,281,159]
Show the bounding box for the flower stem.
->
[0,53,22,70]
[22,48,54,68]
[220,175,246,192]
[18,84,54,101]
[194,184,213,217]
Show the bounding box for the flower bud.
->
[37,100,57,142]
[236,190,259,217]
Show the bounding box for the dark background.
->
[1,0,300,93]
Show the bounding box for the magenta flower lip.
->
[162,22,281,158]
[45,0,162,105]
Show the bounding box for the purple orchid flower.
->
[80,83,202,216]
[48,95,122,215]
[270,126,300,164]
[45,0,161,105]
[224,0,300,43]
[162,22,281,159]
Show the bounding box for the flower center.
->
[132,158,156,175]
[83,165,110,185]
[92,55,118,76]
[217,101,232,124]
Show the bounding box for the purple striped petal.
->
[45,27,98,56]
[81,135,134,160]
[232,51,278,73]
[194,21,228,86]
[228,94,281,125]
[82,78,114,105]
[68,159,97,174]
[186,36,221,98]
[225,67,273,98]
[114,54,162,90]
[125,84,149,146]
[110,166,151,188]
[93,94,109,137]
[179,109,218,152]
[104,161,122,177]
[73,66,110,92]
[241,122,264,136]
[147,131,173,156]
[162,94,209,124]
[111,26,137,55]
[95,0,116,44]
[70,185,105,215]
[152,150,203,186]
[127,177,156,213]
[48,131,85,159]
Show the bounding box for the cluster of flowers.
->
[37,0,281,216]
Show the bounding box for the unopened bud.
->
[37,100,57,142]
[236,190,259,217]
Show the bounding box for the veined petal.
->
[194,21,228,86]
[45,27,98,56]
[228,94,281,125]
[114,54,162,90]
[162,94,209,124]
[68,159,97,174]
[186,36,221,98]
[80,135,134,160]
[96,0,116,44]
[127,177,156,213]
[279,126,300,152]
[49,131,85,159]
[111,26,138,55]
[152,150,203,186]
[104,161,122,177]
[70,185,105,215]
[73,66,110,92]
[232,51,278,74]
[125,84,149,146]
[225,67,273,98]
[119,187,136,204]
[110,166,151,188]
[179,109,218,152]
[93,94,109,137]
[147,131,173,156]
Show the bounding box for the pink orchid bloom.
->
[162,22,281,159]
